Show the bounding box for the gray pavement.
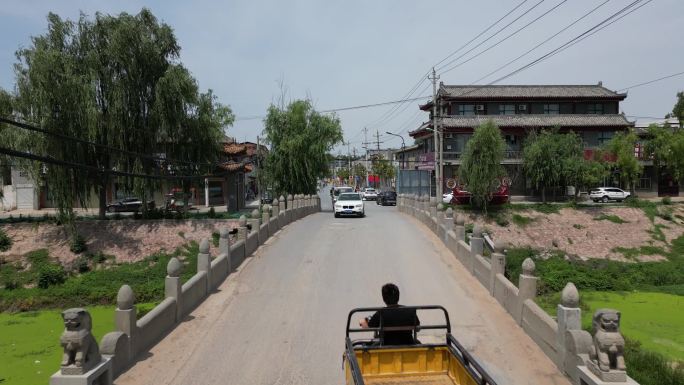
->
[116,187,570,385]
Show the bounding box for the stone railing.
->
[397,194,639,385]
[50,194,321,385]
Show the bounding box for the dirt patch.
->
[466,207,684,261]
[0,219,239,264]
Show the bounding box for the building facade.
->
[401,83,635,197]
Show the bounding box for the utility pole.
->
[256,135,261,203]
[363,127,370,188]
[346,141,351,186]
[429,67,441,198]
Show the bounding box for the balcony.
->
[438,150,522,165]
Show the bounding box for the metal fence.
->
[396,169,432,196]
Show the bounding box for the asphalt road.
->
[117,187,570,385]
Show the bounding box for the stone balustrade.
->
[52,192,321,384]
[396,193,639,385]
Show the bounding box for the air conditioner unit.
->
[445,133,453,139]
[476,104,485,111]
[518,104,527,111]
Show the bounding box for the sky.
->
[1,0,682,155]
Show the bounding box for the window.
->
[499,104,515,115]
[543,104,560,115]
[446,144,452,150]
[597,131,613,145]
[587,103,604,114]
[458,104,475,116]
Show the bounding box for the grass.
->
[579,291,684,362]
[0,243,199,312]
[0,303,157,385]
[613,245,668,260]
[0,210,243,225]
[511,213,535,226]
[593,214,629,224]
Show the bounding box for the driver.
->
[359,283,420,345]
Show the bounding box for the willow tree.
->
[458,120,505,212]
[12,9,232,221]
[605,130,642,195]
[263,99,343,195]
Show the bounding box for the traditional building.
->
[402,83,634,196]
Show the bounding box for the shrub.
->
[73,256,90,273]
[208,207,216,218]
[0,228,12,252]
[657,206,674,221]
[625,338,684,385]
[212,232,220,247]
[37,264,66,288]
[661,196,672,205]
[593,214,628,224]
[69,234,87,254]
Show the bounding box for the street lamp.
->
[385,131,405,169]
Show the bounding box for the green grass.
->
[613,245,668,260]
[594,214,629,224]
[579,291,684,362]
[0,303,157,385]
[0,243,199,312]
[511,213,535,226]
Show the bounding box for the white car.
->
[589,187,630,203]
[332,186,354,202]
[362,188,378,201]
[442,192,453,204]
[334,192,365,218]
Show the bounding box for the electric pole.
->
[429,67,441,198]
[363,127,370,188]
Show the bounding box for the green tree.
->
[262,99,343,195]
[353,163,366,180]
[11,10,232,221]
[646,123,684,182]
[522,129,584,202]
[672,91,684,128]
[458,120,505,212]
[337,167,350,183]
[371,155,395,188]
[605,130,642,195]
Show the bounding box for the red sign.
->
[416,152,435,170]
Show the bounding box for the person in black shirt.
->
[358,283,420,345]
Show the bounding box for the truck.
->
[343,305,498,385]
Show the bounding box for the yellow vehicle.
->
[343,306,498,385]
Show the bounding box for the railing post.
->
[490,240,507,295]
[115,285,137,344]
[165,257,183,322]
[262,205,270,224]
[443,207,454,232]
[237,215,248,241]
[248,209,261,231]
[517,258,538,325]
[197,239,211,293]
[469,225,484,273]
[219,227,232,272]
[454,214,465,241]
[272,198,280,217]
[278,195,286,213]
[557,283,581,369]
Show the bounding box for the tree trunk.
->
[541,187,546,203]
[98,181,107,220]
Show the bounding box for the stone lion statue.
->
[590,309,626,372]
[60,308,101,374]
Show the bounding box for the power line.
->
[0,146,223,180]
[439,0,569,76]
[618,70,684,92]
[486,0,647,85]
[472,0,611,84]
[0,116,217,167]
[435,0,547,73]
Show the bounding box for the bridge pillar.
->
[517,258,538,325]
[197,239,211,293]
[490,241,507,295]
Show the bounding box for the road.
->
[116,187,570,385]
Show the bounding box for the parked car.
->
[261,190,274,204]
[376,191,397,206]
[361,187,378,201]
[107,197,155,213]
[442,192,453,204]
[589,187,630,203]
[334,192,365,218]
[332,186,354,202]
[450,179,510,205]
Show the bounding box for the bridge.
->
[50,190,636,385]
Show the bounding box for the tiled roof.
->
[410,114,633,135]
[223,143,247,154]
[439,84,626,99]
[219,161,247,172]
